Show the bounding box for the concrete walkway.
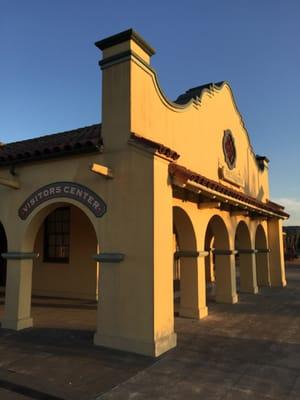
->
[0,263,299,399]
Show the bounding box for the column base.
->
[271,279,287,288]
[216,293,238,304]
[257,281,271,288]
[179,306,208,319]
[94,331,177,357]
[1,317,33,330]
[239,285,259,294]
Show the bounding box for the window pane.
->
[48,234,55,246]
[44,207,70,263]
[48,222,55,233]
[56,235,63,246]
[62,235,69,245]
[62,222,69,233]
[48,246,56,258]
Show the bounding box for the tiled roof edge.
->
[0,124,102,166]
[129,133,180,161]
[169,163,289,218]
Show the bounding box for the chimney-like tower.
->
[95,29,155,151]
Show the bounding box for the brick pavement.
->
[0,263,299,399]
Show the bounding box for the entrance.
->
[173,206,199,318]
[30,204,99,330]
[255,224,270,287]
[204,215,237,304]
[235,221,257,293]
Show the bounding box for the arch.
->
[255,224,270,287]
[22,197,100,252]
[18,181,106,221]
[173,206,206,319]
[235,221,258,294]
[235,221,252,249]
[204,225,215,285]
[205,215,230,250]
[3,199,100,332]
[173,206,197,253]
[204,215,237,304]
[0,222,8,288]
[32,204,99,301]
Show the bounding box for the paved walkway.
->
[0,263,299,399]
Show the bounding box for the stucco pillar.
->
[94,155,176,357]
[180,254,208,319]
[268,219,287,287]
[215,252,238,304]
[1,255,34,330]
[239,251,258,294]
[256,251,271,287]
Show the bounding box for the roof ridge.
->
[0,123,102,166]
[2,123,101,147]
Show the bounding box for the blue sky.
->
[1,0,299,223]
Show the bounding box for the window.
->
[44,207,70,263]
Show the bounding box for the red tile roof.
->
[0,124,102,166]
[169,163,289,218]
[129,133,180,160]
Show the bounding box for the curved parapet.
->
[96,28,271,201]
[174,81,225,105]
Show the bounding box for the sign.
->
[219,166,244,188]
[223,130,236,170]
[18,182,107,220]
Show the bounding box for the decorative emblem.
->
[223,130,236,170]
[18,182,107,220]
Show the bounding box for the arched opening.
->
[204,215,238,304]
[173,207,204,318]
[0,222,8,290]
[255,224,270,287]
[17,201,100,332]
[204,226,215,300]
[235,221,258,294]
[173,227,180,314]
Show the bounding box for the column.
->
[268,219,287,287]
[256,250,271,287]
[215,251,238,304]
[1,253,36,330]
[239,250,258,294]
[94,154,176,357]
[179,252,208,319]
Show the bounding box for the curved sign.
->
[18,182,107,220]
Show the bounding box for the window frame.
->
[43,207,71,264]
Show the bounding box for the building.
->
[0,29,288,357]
[283,226,300,259]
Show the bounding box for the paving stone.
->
[0,263,300,399]
[232,364,298,399]
[0,388,33,400]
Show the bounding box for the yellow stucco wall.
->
[130,61,269,201]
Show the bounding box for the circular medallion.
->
[223,130,236,170]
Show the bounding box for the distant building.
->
[0,29,289,357]
[283,226,300,259]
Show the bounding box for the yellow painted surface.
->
[129,57,270,202]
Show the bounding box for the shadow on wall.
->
[242,166,265,202]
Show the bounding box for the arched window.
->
[44,207,70,263]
